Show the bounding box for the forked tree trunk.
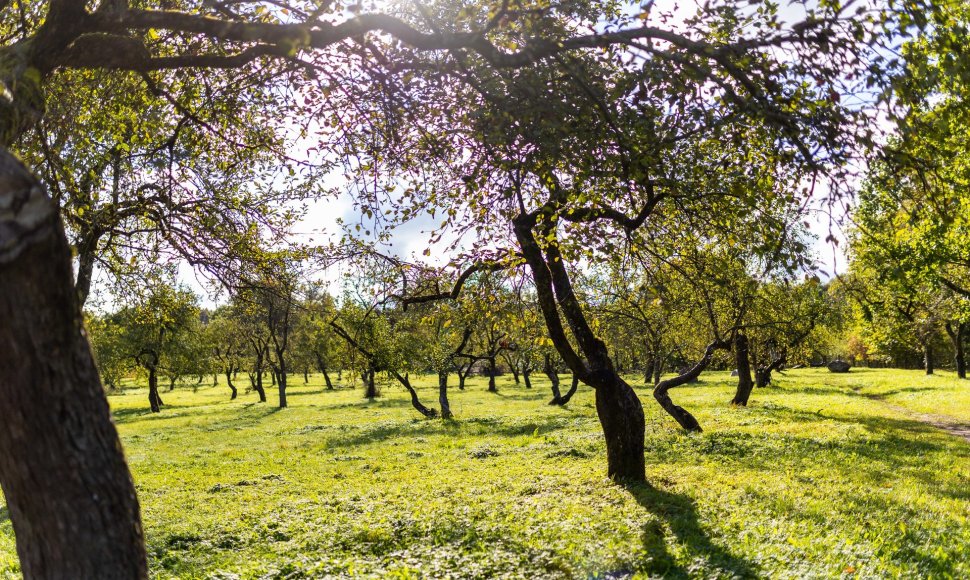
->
[731,333,755,406]
[0,151,147,578]
[438,371,453,419]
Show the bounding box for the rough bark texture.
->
[0,151,148,578]
[730,333,755,406]
[594,373,646,480]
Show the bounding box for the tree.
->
[114,283,201,412]
[327,0,888,481]
[0,0,929,573]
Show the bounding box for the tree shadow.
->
[621,481,757,578]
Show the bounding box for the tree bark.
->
[731,333,755,406]
[595,374,646,480]
[0,151,147,578]
[438,371,453,419]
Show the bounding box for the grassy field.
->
[1,368,969,579]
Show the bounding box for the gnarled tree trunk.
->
[655,340,729,432]
[0,151,147,578]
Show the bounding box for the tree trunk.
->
[364,368,379,399]
[276,356,287,409]
[0,151,147,578]
[654,340,727,432]
[396,373,436,418]
[946,322,966,379]
[545,355,562,404]
[168,375,177,391]
[731,333,755,406]
[560,374,579,404]
[510,364,520,384]
[924,342,934,375]
[322,367,334,389]
[487,357,498,392]
[595,374,646,481]
[147,367,161,413]
[303,368,309,384]
[523,367,532,389]
[226,369,237,400]
[212,373,219,386]
[438,371,453,419]
[253,372,266,402]
[653,358,663,386]
[74,243,98,307]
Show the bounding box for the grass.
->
[1,368,969,579]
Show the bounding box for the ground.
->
[1,368,969,579]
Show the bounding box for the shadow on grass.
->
[321,414,577,449]
[622,481,757,579]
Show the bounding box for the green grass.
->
[1,368,969,578]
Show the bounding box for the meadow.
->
[1,368,968,579]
